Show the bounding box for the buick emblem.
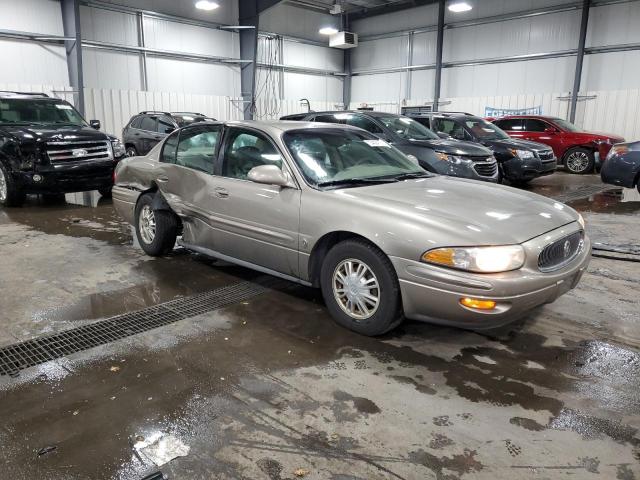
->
[72,148,88,158]
[563,240,571,258]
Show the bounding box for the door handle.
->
[214,187,229,198]
[157,176,169,183]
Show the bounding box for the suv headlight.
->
[422,245,525,273]
[111,139,126,158]
[436,152,471,164]
[510,149,534,159]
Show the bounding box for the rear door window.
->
[175,125,221,174]
[494,118,523,131]
[523,119,549,132]
[157,116,175,134]
[140,116,157,132]
[130,116,143,129]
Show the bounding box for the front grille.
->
[537,150,555,162]
[46,140,113,163]
[472,158,498,177]
[538,231,585,272]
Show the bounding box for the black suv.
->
[0,91,125,207]
[408,112,557,184]
[280,111,498,182]
[122,111,216,157]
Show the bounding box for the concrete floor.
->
[0,172,638,480]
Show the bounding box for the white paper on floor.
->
[134,432,190,466]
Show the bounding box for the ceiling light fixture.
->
[319,26,339,35]
[195,1,219,11]
[448,2,472,12]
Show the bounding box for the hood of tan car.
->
[333,176,578,245]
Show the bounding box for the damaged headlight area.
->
[435,152,472,164]
[422,245,526,273]
[509,149,535,159]
[19,153,38,170]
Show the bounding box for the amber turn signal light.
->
[460,297,497,310]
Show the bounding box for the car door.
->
[522,118,563,157]
[138,115,158,154]
[154,124,224,249]
[210,126,301,277]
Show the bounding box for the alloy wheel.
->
[332,258,380,320]
[126,148,137,157]
[139,205,156,244]
[566,151,590,173]
[0,167,6,202]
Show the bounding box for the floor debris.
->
[133,433,190,467]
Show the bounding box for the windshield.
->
[552,118,582,132]
[465,118,509,140]
[283,129,426,188]
[378,115,439,141]
[0,99,87,126]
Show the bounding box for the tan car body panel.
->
[113,120,590,328]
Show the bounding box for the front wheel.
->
[320,239,403,336]
[0,162,26,207]
[564,147,595,174]
[98,186,112,198]
[134,193,178,256]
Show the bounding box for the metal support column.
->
[60,0,85,115]
[405,31,414,104]
[433,0,445,111]
[137,12,148,91]
[342,15,352,110]
[569,0,590,123]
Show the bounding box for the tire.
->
[320,239,403,336]
[126,146,138,158]
[98,186,112,198]
[134,193,178,256]
[0,162,26,207]
[564,147,595,174]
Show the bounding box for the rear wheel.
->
[134,193,178,256]
[564,147,594,174]
[98,186,112,198]
[0,163,26,207]
[126,146,138,157]
[320,239,403,336]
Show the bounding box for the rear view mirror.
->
[248,165,293,187]
[90,120,101,130]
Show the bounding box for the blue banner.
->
[484,105,542,117]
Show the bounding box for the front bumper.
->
[600,154,638,188]
[429,158,499,183]
[14,159,121,194]
[502,155,557,181]
[112,185,141,225]
[391,223,591,330]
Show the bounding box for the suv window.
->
[130,116,143,129]
[140,116,157,132]
[157,116,175,134]
[160,131,180,164]
[435,119,468,140]
[314,114,345,124]
[523,119,548,132]
[175,125,220,173]
[222,128,283,180]
[346,115,383,134]
[412,117,431,128]
[494,118,523,131]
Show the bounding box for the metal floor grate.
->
[552,184,617,203]
[0,279,277,377]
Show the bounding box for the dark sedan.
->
[601,141,640,192]
[280,111,499,183]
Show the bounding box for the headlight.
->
[606,144,629,160]
[422,245,525,273]
[435,152,470,164]
[510,149,534,159]
[111,139,126,158]
[577,213,585,229]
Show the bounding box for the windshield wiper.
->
[392,172,431,180]
[317,177,398,188]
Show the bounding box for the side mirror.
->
[436,131,451,139]
[90,120,101,130]
[248,164,293,187]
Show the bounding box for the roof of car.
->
[226,120,366,134]
[494,115,558,120]
[286,110,402,118]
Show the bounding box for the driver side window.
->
[437,119,467,140]
[222,129,283,180]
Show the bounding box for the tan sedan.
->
[113,120,591,336]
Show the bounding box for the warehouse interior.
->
[0,0,639,479]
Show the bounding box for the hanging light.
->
[319,27,339,35]
[195,1,219,11]
[448,2,472,13]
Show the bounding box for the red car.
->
[490,115,624,174]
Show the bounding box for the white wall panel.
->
[80,5,138,45]
[352,3,438,36]
[0,40,69,85]
[282,72,342,102]
[587,2,640,47]
[145,57,240,97]
[259,3,339,43]
[282,40,343,72]
[143,16,239,58]
[352,37,408,71]
[0,0,63,34]
[82,49,142,90]
[582,51,640,91]
[351,72,407,103]
[412,31,437,66]
[409,70,435,100]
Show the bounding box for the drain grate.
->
[552,184,617,203]
[0,279,278,377]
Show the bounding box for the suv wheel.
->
[98,187,112,198]
[0,163,26,207]
[134,193,178,256]
[320,239,403,336]
[564,147,594,174]
[126,146,138,157]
